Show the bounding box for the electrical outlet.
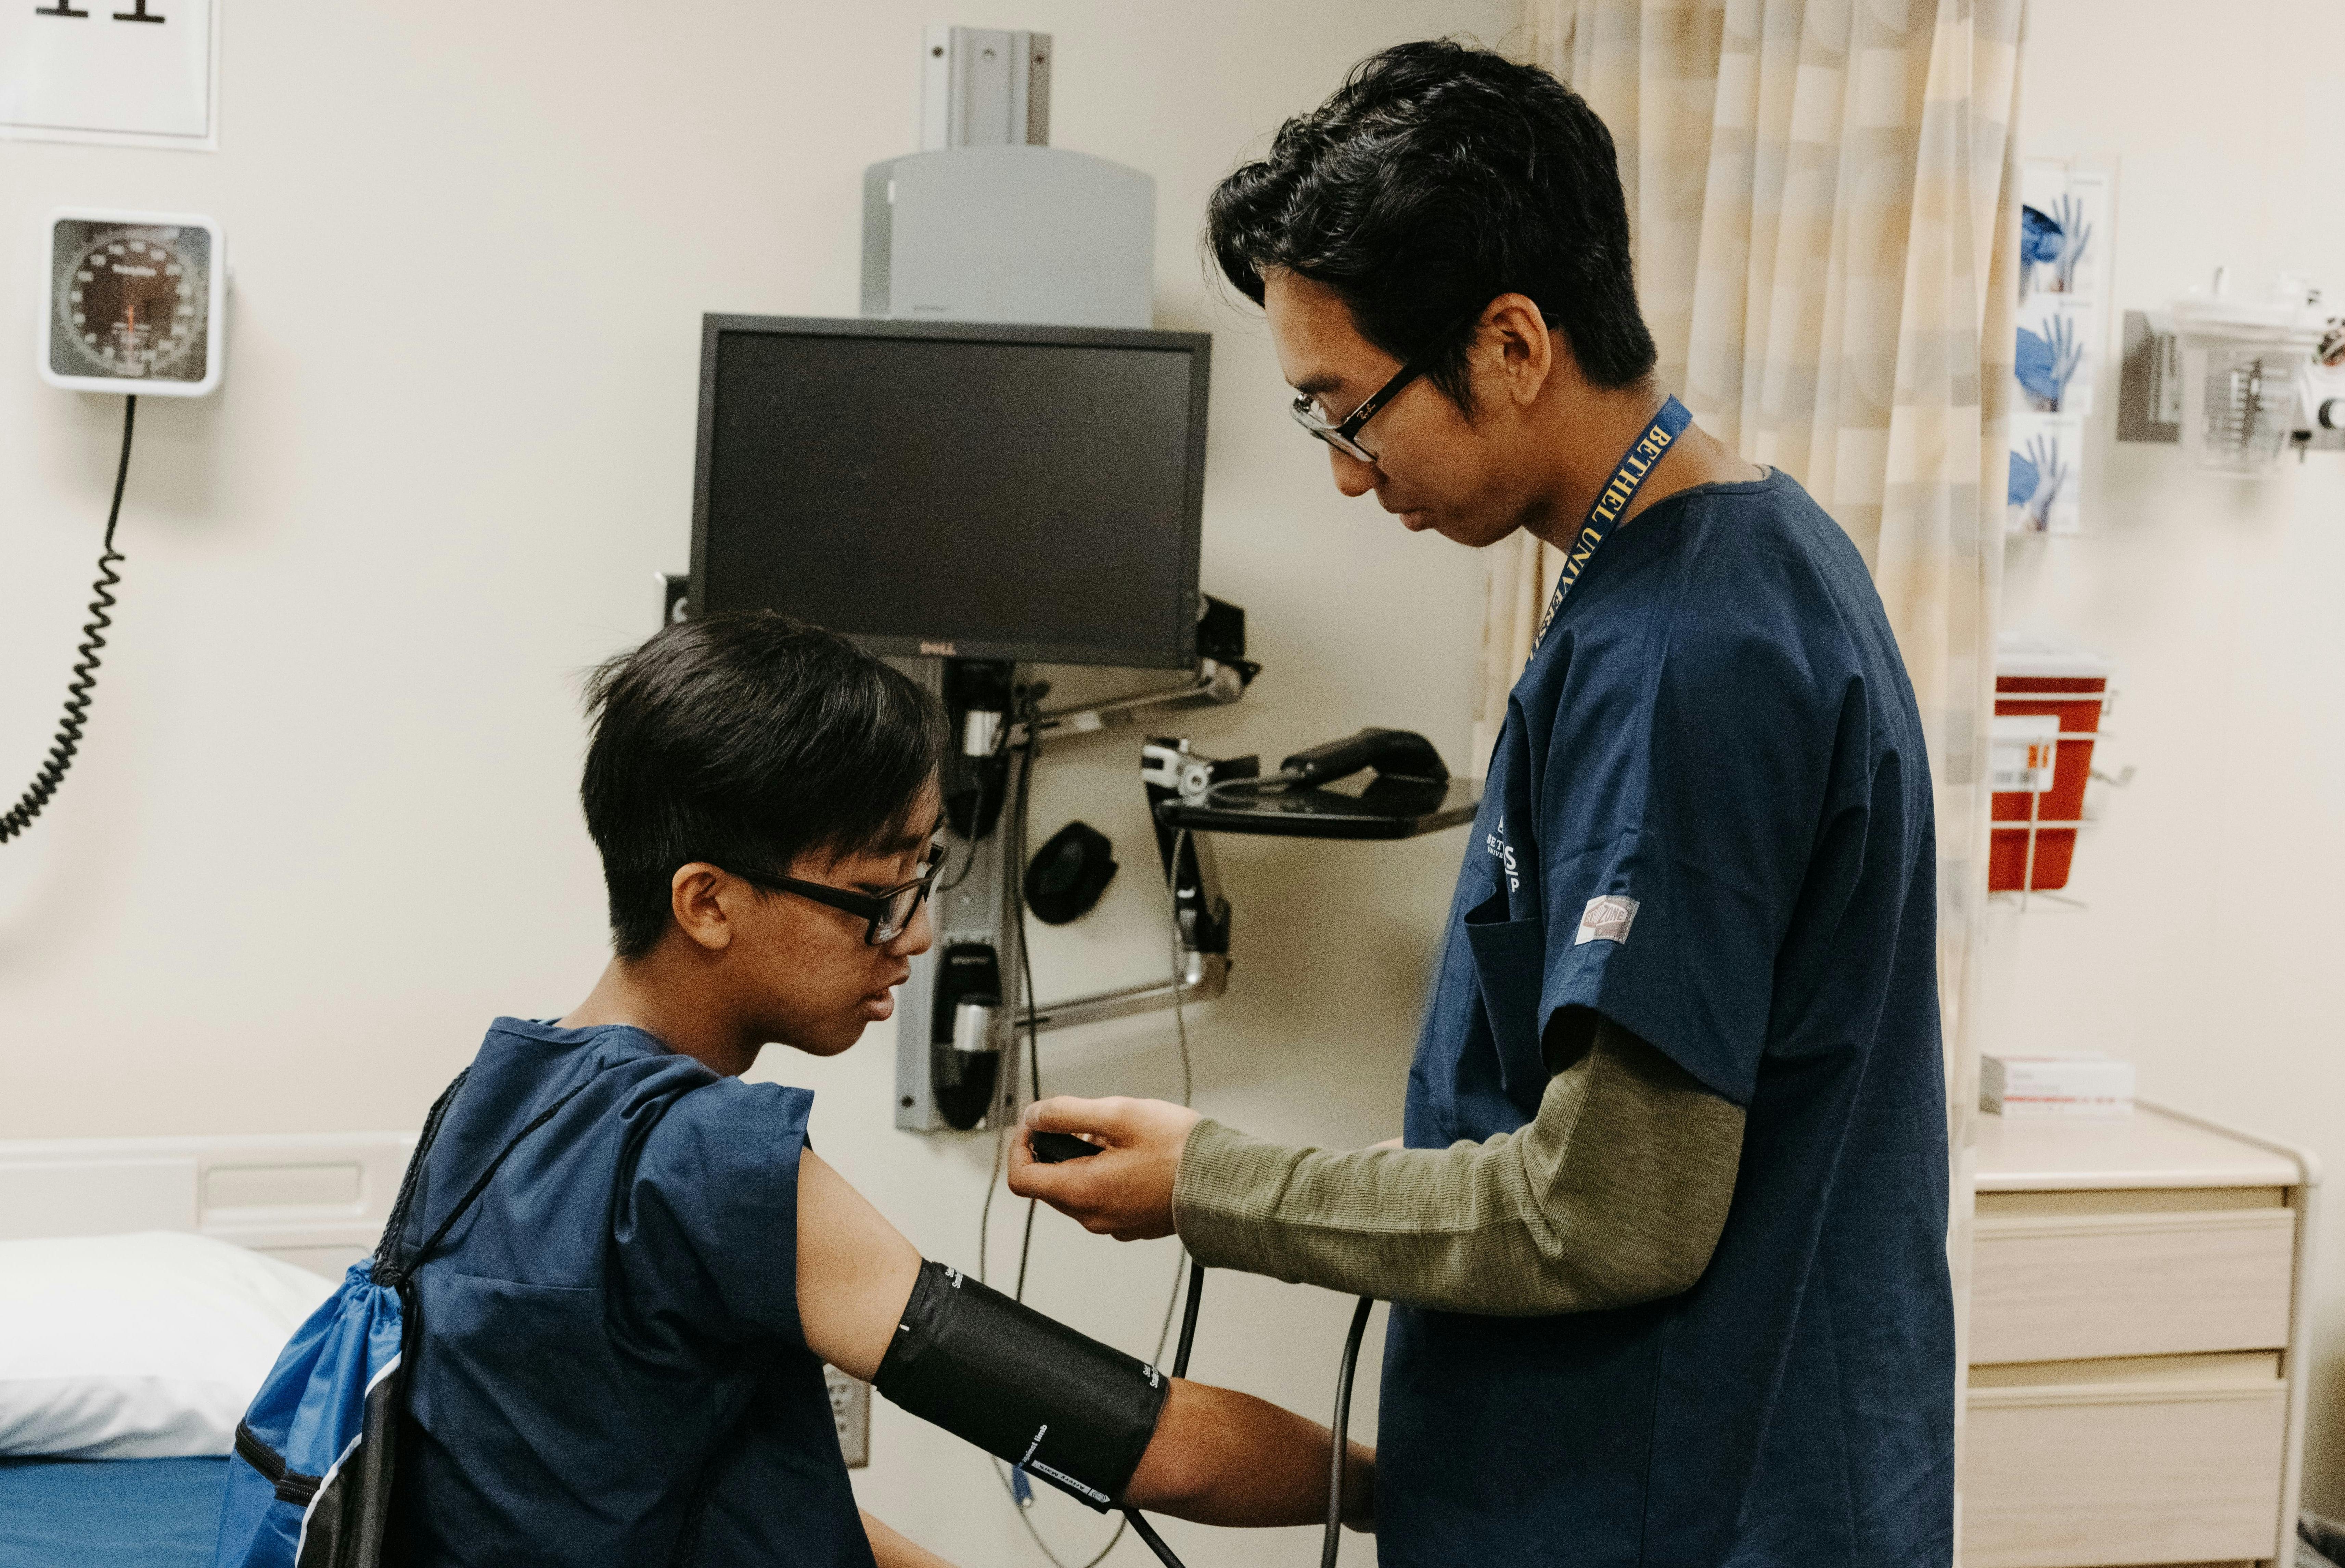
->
[825,1364,870,1468]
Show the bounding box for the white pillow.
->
[0,1231,338,1458]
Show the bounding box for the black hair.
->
[580,612,947,959]
[1205,38,1657,408]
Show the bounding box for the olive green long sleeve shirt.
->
[1169,1016,1744,1316]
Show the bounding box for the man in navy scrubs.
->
[1010,38,1955,1567]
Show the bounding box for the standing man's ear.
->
[1475,291,1564,412]
[670,864,737,952]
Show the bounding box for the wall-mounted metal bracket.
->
[1026,949,1230,1034]
[2116,309,2180,444]
[921,25,1051,151]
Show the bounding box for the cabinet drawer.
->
[1963,1376,2286,1568]
[1970,1206,2295,1363]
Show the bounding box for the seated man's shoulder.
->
[634,1075,817,1194]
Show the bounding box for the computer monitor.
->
[689,314,1212,669]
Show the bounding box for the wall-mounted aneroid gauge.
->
[38,209,226,397]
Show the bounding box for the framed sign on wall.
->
[0,0,218,150]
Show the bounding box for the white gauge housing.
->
[39,209,226,397]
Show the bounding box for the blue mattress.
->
[0,1456,226,1567]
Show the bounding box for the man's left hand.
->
[1005,1096,1201,1241]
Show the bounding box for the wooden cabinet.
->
[1963,1105,2318,1568]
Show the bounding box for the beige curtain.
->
[1502,0,2024,1502]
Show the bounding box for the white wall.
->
[1986,0,2345,1517]
[43,0,2345,1554]
[0,3,1511,1563]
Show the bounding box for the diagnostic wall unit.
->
[861,146,1153,330]
[863,23,1154,330]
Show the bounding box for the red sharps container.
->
[1989,636,2111,894]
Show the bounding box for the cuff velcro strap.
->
[873,1259,1170,1511]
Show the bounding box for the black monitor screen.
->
[692,317,1210,669]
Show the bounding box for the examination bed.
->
[0,1130,410,1566]
[0,1456,226,1567]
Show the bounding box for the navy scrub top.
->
[1378,469,1955,1566]
[393,1018,873,1568]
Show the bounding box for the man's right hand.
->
[1006,1096,1201,1241]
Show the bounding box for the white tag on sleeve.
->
[1575,895,1639,946]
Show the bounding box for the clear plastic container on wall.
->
[2171,286,2326,472]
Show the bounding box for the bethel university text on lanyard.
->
[1529,395,1693,654]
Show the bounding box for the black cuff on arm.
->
[872,1259,1169,1511]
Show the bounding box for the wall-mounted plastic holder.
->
[2120,307,2345,461]
[1990,636,2120,911]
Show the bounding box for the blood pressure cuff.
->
[872,1259,1170,1511]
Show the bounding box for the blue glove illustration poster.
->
[2009,160,2109,536]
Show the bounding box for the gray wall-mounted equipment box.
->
[861,146,1154,330]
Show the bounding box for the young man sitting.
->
[385,611,1370,1567]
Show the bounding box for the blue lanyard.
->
[1529,395,1693,653]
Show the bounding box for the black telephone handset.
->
[1278,726,1450,788]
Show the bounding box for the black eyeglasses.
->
[716,843,946,945]
[1289,311,1483,462]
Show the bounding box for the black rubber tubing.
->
[1323,1296,1375,1567]
[1172,1256,1204,1378]
[1121,1257,1205,1568]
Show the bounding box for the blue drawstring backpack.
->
[215,1070,585,1567]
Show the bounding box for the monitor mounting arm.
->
[1014,658,1250,746]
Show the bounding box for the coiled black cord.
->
[1,396,138,845]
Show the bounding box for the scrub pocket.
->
[1462,889,1550,1110]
